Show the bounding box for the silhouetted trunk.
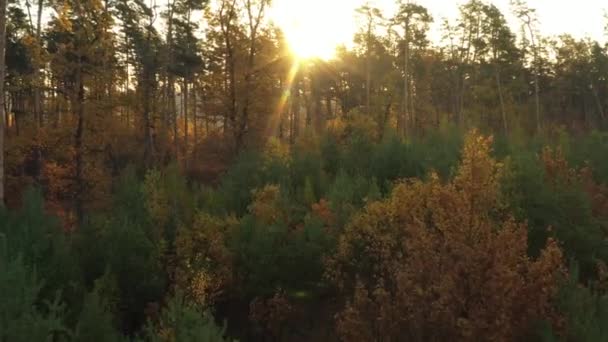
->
[527,23,541,133]
[591,83,605,123]
[365,18,372,116]
[183,80,189,160]
[401,16,410,138]
[74,57,85,225]
[33,0,43,128]
[193,83,198,146]
[166,0,178,152]
[142,66,154,166]
[238,0,266,152]
[496,70,508,135]
[0,0,6,206]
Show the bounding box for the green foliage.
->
[74,285,123,342]
[302,177,316,206]
[229,186,332,297]
[0,188,81,320]
[0,243,69,342]
[144,293,229,342]
[503,150,608,280]
[218,152,266,216]
[77,217,166,333]
[75,169,166,332]
[568,131,608,184]
[555,263,608,341]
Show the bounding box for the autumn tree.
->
[44,0,116,223]
[327,131,564,341]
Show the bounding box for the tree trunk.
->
[33,0,43,128]
[528,23,541,133]
[365,18,372,117]
[166,0,178,153]
[142,67,154,166]
[402,17,410,138]
[193,82,198,146]
[183,80,189,160]
[496,70,508,135]
[290,78,300,145]
[74,57,85,225]
[238,0,266,152]
[0,0,6,206]
[591,83,605,123]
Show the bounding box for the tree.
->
[46,0,116,224]
[355,4,383,117]
[512,0,542,133]
[328,131,564,341]
[167,0,206,161]
[144,292,229,342]
[115,0,162,165]
[0,0,6,206]
[392,1,432,137]
[0,253,68,341]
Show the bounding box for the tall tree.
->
[356,4,383,117]
[0,0,6,206]
[512,0,542,132]
[393,1,432,137]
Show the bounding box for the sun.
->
[269,0,359,60]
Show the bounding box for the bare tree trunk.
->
[0,0,6,206]
[193,82,198,146]
[496,70,508,135]
[402,16,410,138]
[166,0,178,155]
[365,17,372,117]
[74,54,85,225]
[527,22,541,133]
[183,79,189,159]
[33,0,43,128]
[410,78,416,135]
[591,83,605,123]
[220,0,238,150]
[290,77,300,145]
[142,5,156,166]
[238,0,266,152]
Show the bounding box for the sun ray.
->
[266,59,301,137]
[269,0,359,60]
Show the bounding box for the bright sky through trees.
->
[270,0,607,59]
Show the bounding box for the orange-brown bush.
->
[327,131,565,341]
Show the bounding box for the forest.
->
[1,0,608,340]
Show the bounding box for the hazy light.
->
[269,0,606,60]
[269,0,361,59]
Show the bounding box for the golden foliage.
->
[248,185,284,225]
[263,137,291,165]
[174,213,237,307]
[328,130,564,341]
[142,170,170,229]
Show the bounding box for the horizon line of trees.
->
[0,0,605,216]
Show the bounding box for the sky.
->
[269,0,607,58]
